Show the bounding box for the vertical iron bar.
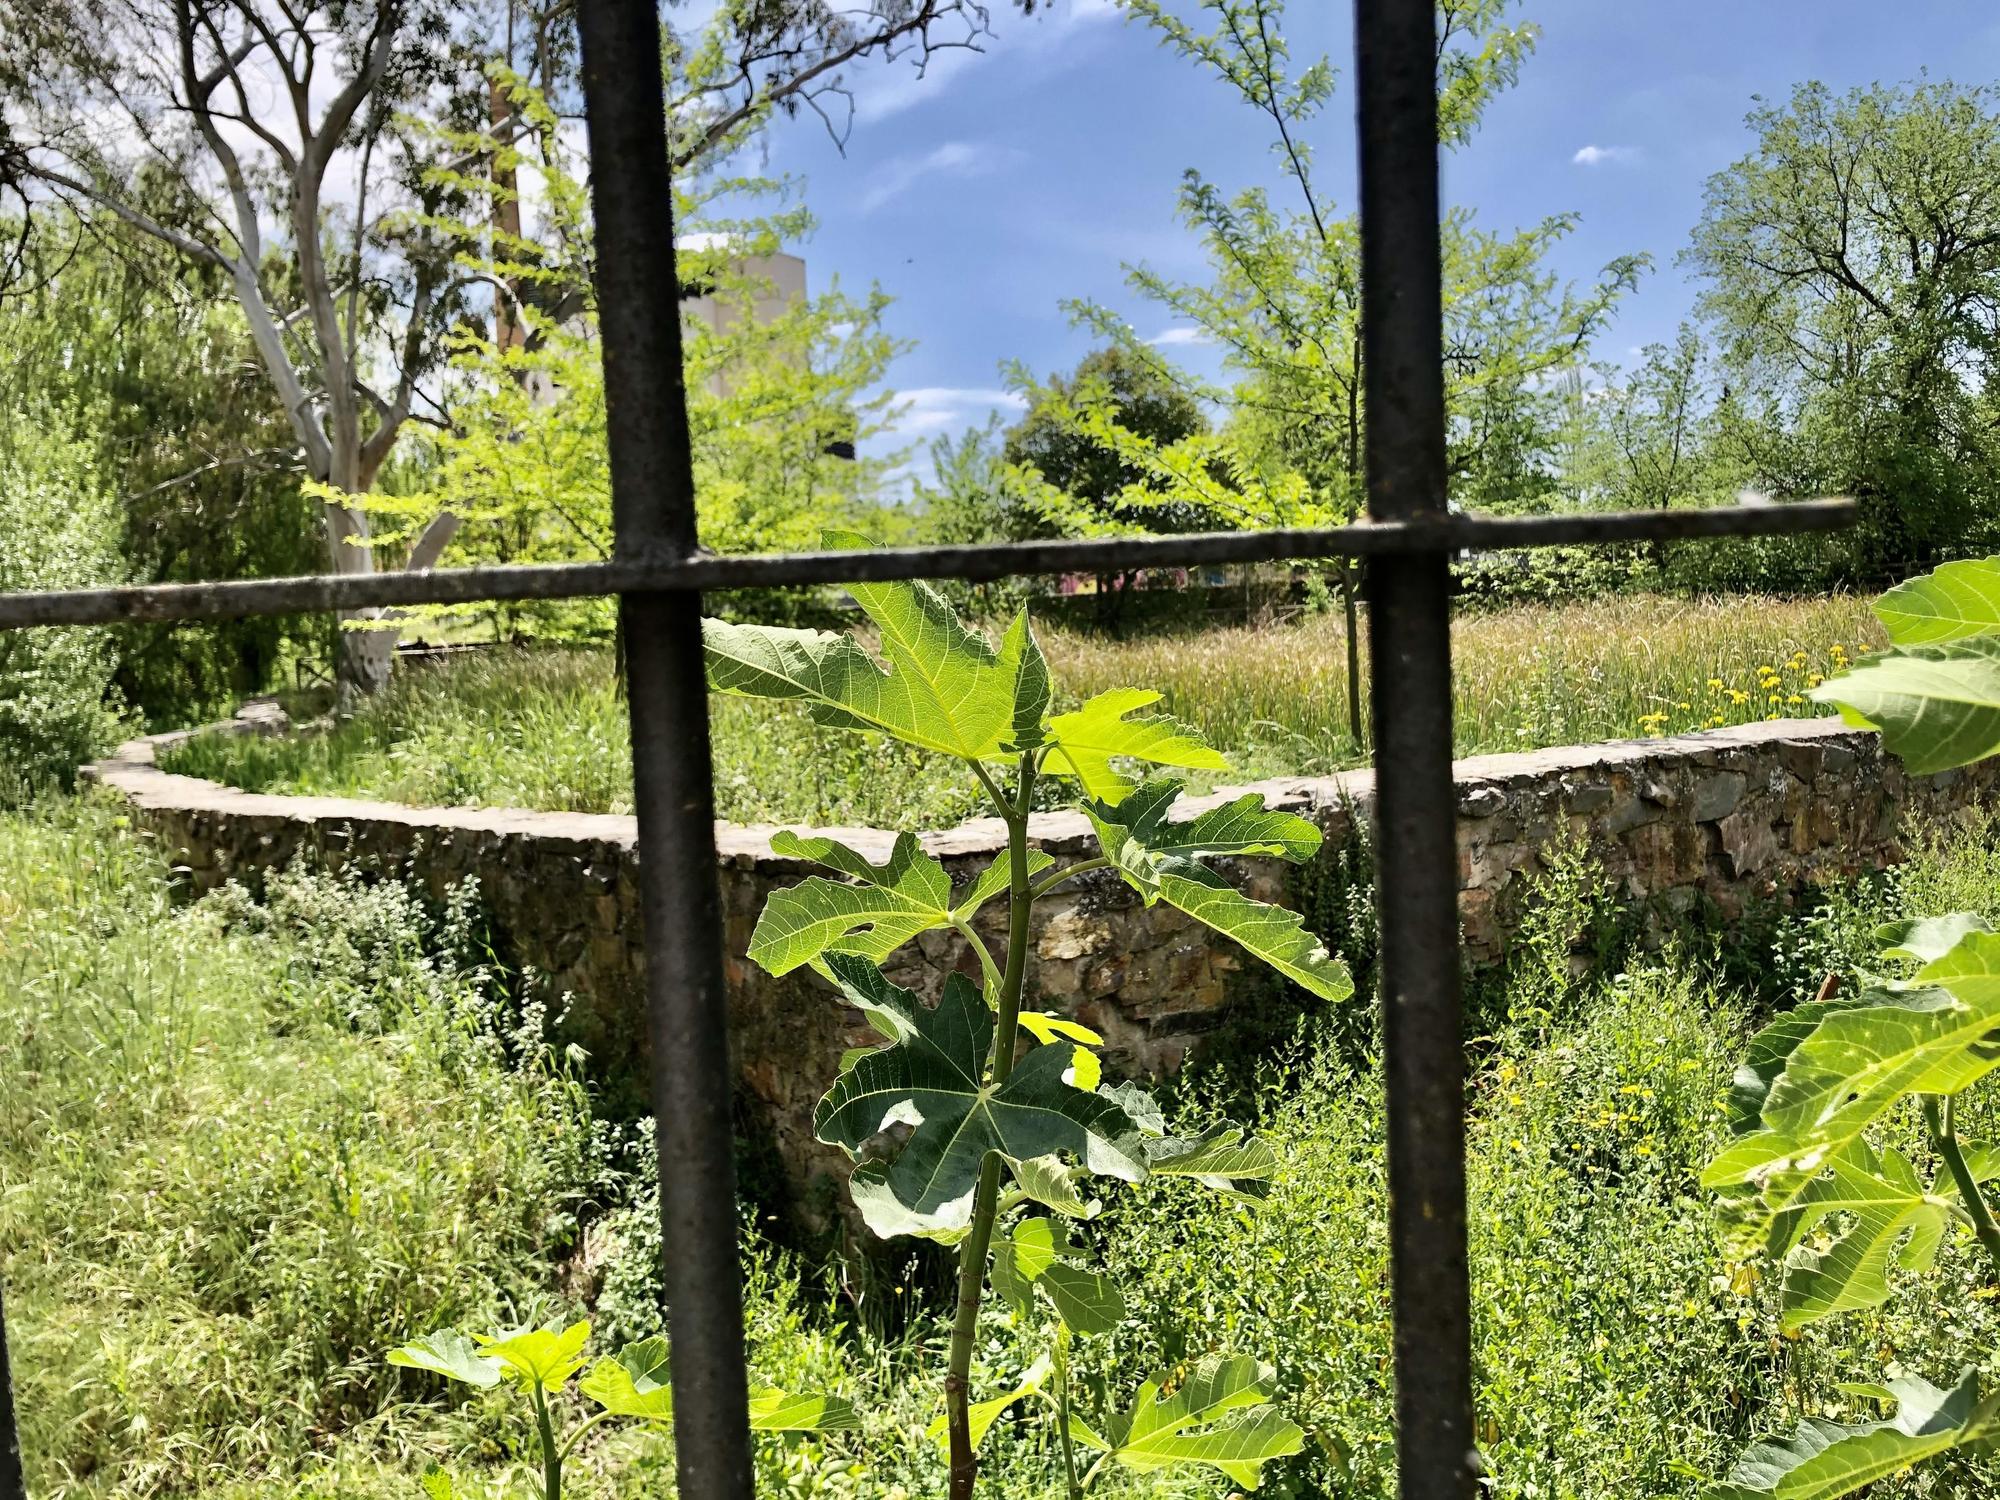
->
[574,2,754,1496]
[0,1281,22,1500]
[1355,0,1478,1496]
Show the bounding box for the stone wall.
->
[86,712,2000,1214]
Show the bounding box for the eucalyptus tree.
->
[1007,0,1641,747]
[0,0,1024,694]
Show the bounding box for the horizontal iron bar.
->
[0,499,1854,630]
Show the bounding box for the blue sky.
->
[747,0,2000,474]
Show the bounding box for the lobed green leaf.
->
[1874,556,2000,645]
[579,1337,674,1420]
[1709,1369,2000,1500]
[813,964,1148,1219]
[1076,1354,1306,1489]
[387,1330,503,1390]
[751,833,1050,978]
[1811,637,2000,775]
[477,1321,591,1393]
[1043,689,1227,804]
[1085,781,1351,1002]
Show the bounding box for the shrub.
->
[0,409,125,791]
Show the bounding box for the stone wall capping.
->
[83,711,1999,1215]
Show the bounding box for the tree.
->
[0,0,1023,694]
[1004,347,1210,630]
[1004,348,1210,531]
[1687,79,2000,580]
[1005,0,1641,744]
[0,213,327,722]
[361,77,905,640]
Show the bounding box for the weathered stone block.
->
[1690,771,1747,822]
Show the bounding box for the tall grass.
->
[7,797,2000,1495]
[161,592,1883,828]
[1054,590,1882,770]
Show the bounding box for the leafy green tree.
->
[704,533,1345,1496]
[1003,347,1208,627]
[1004,347,1211,537]
[1589,328,1717,515]
[1007,0,1641,744]
[362,76,904,642]
[0,215,327,723]
[1687,79,2000,580]
[0,0,1016,694]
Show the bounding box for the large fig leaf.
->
[1709,1369,2000,1500]
[1086,782,1350,1002]
[1874,557,2000,645]
[1705,933,2000,1195]
[580,1338,674,1419]
[750,834,1048,977]
[748,1390,861,1432]
[1811,637,2000,774]
[1043,689,1227,804]
[847,1160,976,1242]
[1767,1144,1950,1330]
[826,530,1050,756]
[702,601,1040,763]
[388,1329,503,1389]
[814,965,1148,1217]
[1877,912,1996,965]
[1071,1354,1305,1490]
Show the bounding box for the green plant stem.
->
[949,915,1005,994]
[1925,1095,2000,1270]
[555,1410,611,1465]
[1029,857,1111,903]
[945,750,1040,1500]
[530,1381,562,1500]
[1054,1323,1082,1500]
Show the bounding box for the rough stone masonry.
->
[86,713,2000,1215]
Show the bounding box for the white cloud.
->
[859,141,1024,213]
[1572,144,1640,167]
[893,386,1027,436]
[1148,325,1215,348]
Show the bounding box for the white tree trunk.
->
[326,496,396,701]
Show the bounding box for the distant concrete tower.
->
[679,246,807,398]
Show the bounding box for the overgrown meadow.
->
[160,591,1880,830]
[7,792,2000,1497]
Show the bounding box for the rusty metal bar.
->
[1356,0,1479,1495]
[0,499,1854,630]
[0,1281,21,1500]
[575,0,754,1495]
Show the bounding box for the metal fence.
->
[0,1,1852,1496]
